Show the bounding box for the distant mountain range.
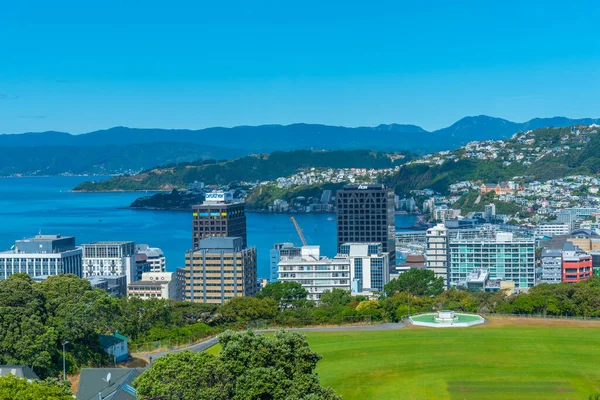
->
[1,116,598,176]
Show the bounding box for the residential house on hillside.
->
[99,333,129,363]
[0,365,39,381]
[77,368,141,400]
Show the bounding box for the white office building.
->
[82,241,137,284]
[536,223,570,237]
[127,272,178,300]
[278,246,350,301]
[539,249,562,284]
[337,243,389,293]
[426,224,449,287]
[0,235,82,280]
[135,244,166,272]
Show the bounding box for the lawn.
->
[303,319,600,400]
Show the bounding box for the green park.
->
[306,321,600,399]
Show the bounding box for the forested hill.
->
[386,125,600,194]
[73,150,412,191]
[2,115,599,176]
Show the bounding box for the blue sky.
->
[1,0,599,134]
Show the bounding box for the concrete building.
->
[556,207,598,230]
[182,237,257,304]
[135,244,166,272]
[278,246,351,301]
[269,243,302,283]
[425,224,449,287]
[539,249,562,284]
[448,232,536,289]
[0,235,82,280]
[337,243,390,293]
[192,191,246,250]
[536,223,570,238]
[127,272,178,300]
[82,241,137,285]
[86,275,127,297]
[562,242,593,283]
[336,184,396,267]
[566,229,600,252]
[484,204,496,220]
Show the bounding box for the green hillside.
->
[73,150,412,191]
[386,125,600,195]
[452,191,522,215]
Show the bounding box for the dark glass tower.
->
[336,184,396,267]
[192,192,246,250]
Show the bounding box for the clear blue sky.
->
[1,0,599,134]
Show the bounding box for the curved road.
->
[143,322,406,363]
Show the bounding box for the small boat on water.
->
[327,216,334,221]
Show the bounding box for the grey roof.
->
[569,228,599,238]
[542,249,562,258]
[0,365,39,380]
[77,368,142,400]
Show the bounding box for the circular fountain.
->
[409,310,484,328]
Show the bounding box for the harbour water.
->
[0,176,417,278]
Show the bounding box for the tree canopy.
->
[134,330,341,400]
[0,375,73,400]
[258,281,309,308]
[383,269,445,297]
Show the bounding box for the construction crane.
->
[290,216,307,246]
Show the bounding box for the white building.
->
[278,246,350,301]
[337,243,390,293]
[127,272,178,300]
[82,241,137,285]
[426,224,449,287]
[536,222,570,237]
[0,235,82,280]
[135,244,166,272]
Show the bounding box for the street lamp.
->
[113,330,118,367]
[62,340,70,381]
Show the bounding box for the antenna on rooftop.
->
[103,372,111,385]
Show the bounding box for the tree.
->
[318,289,352,308]
[0,274,57,378]
[134,330,341,400]
[0,375,73,400]
[258,282,309,308]
[218,297,279,322]
[383,269,444,297]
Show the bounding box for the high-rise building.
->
[182,237,256,304]
[448,232,536,289]
[337,243,390,293]
[0,235,82,280]
[82,241,137,285]
[269,243,302,283]
[425,224,449,287]
[192,191,246,250]
[484,204,496,220]
[278,246,350,301]
[336,184,396,267]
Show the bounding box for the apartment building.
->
[127,272,178,300]
[562,242,593,283]
[425,224,449,287]
[448,232,536,289]
[82,241,137,285]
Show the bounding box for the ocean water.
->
[0,177,417,278]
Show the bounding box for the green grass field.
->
[304,322,600,400]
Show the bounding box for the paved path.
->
[142,323,405,363]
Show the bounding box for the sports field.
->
[305,318,600,400]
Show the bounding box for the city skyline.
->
[1,1,599,133]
